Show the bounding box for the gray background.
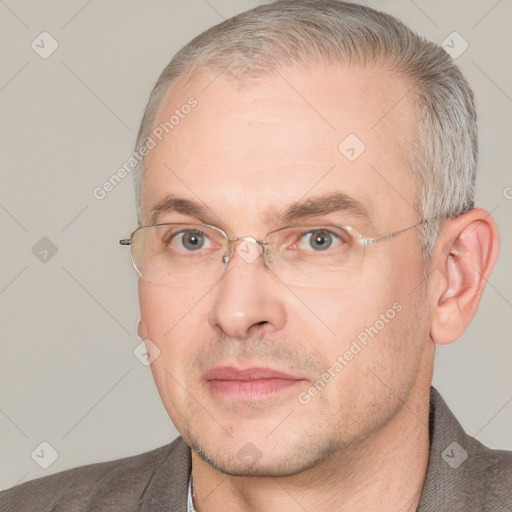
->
[0,0,511,489]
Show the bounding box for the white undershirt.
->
[187,475,196,512]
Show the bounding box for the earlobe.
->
[430,210,499,345]
[431,251,468,345]
[431,297,465,344]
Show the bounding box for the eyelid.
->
[271,224,354,237]
[163,226,216,251]
[274,225,353,251]
[300,227,346,245]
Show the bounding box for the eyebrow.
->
[265,192,372,229]
[151,196,216,226]
[150,192,372,230]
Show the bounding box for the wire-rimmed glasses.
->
[119,220,425,288]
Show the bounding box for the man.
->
[2,0,511,510]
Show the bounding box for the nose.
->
[208,239,287,339]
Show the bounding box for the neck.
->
[191,379,431,512]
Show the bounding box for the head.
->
[131,0,499,476]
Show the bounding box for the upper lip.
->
[205,366,304,381]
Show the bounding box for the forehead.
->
[142,64,418,229]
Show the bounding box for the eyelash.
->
[165,227,349,253]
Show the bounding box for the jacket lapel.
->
[142,438,191,511]
[418,387,486,511]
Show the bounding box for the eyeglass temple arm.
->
[119,239,131,246]
[360,220,426,246]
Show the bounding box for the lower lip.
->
[208,378,303,399]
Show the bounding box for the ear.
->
[430,208,499,345]
[138,320,148,339]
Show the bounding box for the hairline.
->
[137,58,424,223]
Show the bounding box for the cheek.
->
[307,283,429,415]
[138,283,170,340]
[300,286,397,348]
[138,281,209,374]
[304,258,427,364]
[138,281,208,425]
[139,281,204,336]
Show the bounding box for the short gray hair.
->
[133,0,477,258]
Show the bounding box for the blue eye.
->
[297,229,342,251]
[169,230,212,252]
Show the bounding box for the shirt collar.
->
[187,474,196,512]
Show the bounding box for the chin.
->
[189,435,339,477]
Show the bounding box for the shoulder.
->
[472,441,512,510]
[0,437,189,512]
[420,388,512,511]
[459,435,512,510]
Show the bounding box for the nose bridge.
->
[224,236,267,267]
[209,236,285,339]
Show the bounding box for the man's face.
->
[138,64,432,476]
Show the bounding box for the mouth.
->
[204,366,307,400]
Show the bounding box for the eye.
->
[296,229,346,252]
[167,229,212,252]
